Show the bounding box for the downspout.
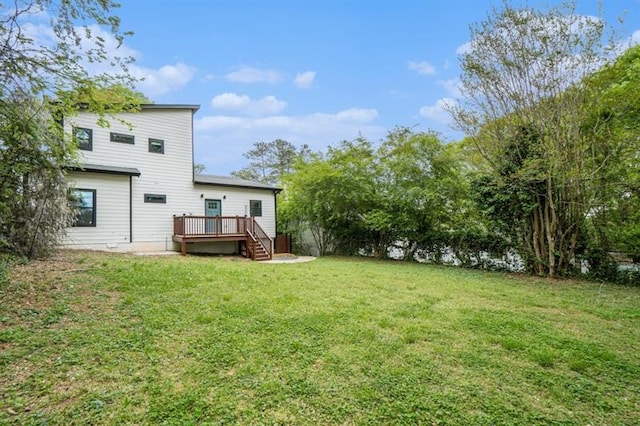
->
[129,175,133,243]
[191,109,195,183]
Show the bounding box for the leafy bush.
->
[583,247,640,285]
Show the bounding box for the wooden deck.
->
[172,215,273,260]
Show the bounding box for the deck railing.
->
[173,215,247,236]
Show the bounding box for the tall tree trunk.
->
[545,177,557,278]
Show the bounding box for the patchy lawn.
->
[1,251,639,424]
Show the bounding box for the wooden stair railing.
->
[245,218,273,260]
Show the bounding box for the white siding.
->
[63,172,131,250]
[67,109,195,247]
[190,186,276,237]
[64,107,278,253]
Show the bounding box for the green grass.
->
[1,251,639,425]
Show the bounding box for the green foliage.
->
[280,138,377,255]
[0,0,133,96]
[57,83,151,127]
[280,128,499,263]
[0,95,76,258]
[193,163,207,175]
[0,0,140,258]
[581,45,640,266]
[449,0,626,277]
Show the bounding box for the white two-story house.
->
[63,104,279,260]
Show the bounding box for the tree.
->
[447,1,622,277]
[232,139,310,184]
[374,128,478,262]
[193,163,206,175]
[1,1,132,90]
[280,129,475,261]
[278,153,336,255]
[0,96,76,258]
[0,0,137,258]
[279,138,377,256]
[581,45,640,268]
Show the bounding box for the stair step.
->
[242,236,271,261]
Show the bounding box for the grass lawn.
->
[1,251,639,425]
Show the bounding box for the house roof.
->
[68,163,141,176]
[138,104,200,112]
[71,103,200,113]
[194,174,281,192]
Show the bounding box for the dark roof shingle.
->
[194,174,280,191]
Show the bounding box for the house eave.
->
[67,163,141,177]
[71,103,201,113]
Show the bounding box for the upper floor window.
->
[73,127,93,151]
[110,132,135,144]
[250,200,262,217]
[70,189,96,227]
[148,138,165,154]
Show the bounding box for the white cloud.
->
[210,93,287,116]
[419,98,457,124]
[21,22,196,98]
[293,71,316,88]
[455,42,471,56]
[608,28,640,61]
[81,26,196,97]
[225,66,283,84]
[211,93,251,109]
[132,63,197,97]
[195,107,380,133]
[336,108,379,122]
[78,25,138,61]
[249,96,287,115]
[408,60,436,75]
[196,116,245,128]
[436,78,462,98]
[78,26,197,97]
[22,22,57,49]
[194,107,384,174]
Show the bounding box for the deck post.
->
[181,239,187,256]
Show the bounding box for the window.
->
[148,138,164,154]
[73,127,93,151]
[110,132,135,144]
[250,200,262,217]
[71,189,96,227]
[144,194,166,203]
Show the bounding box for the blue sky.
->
[109,1,640,175]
